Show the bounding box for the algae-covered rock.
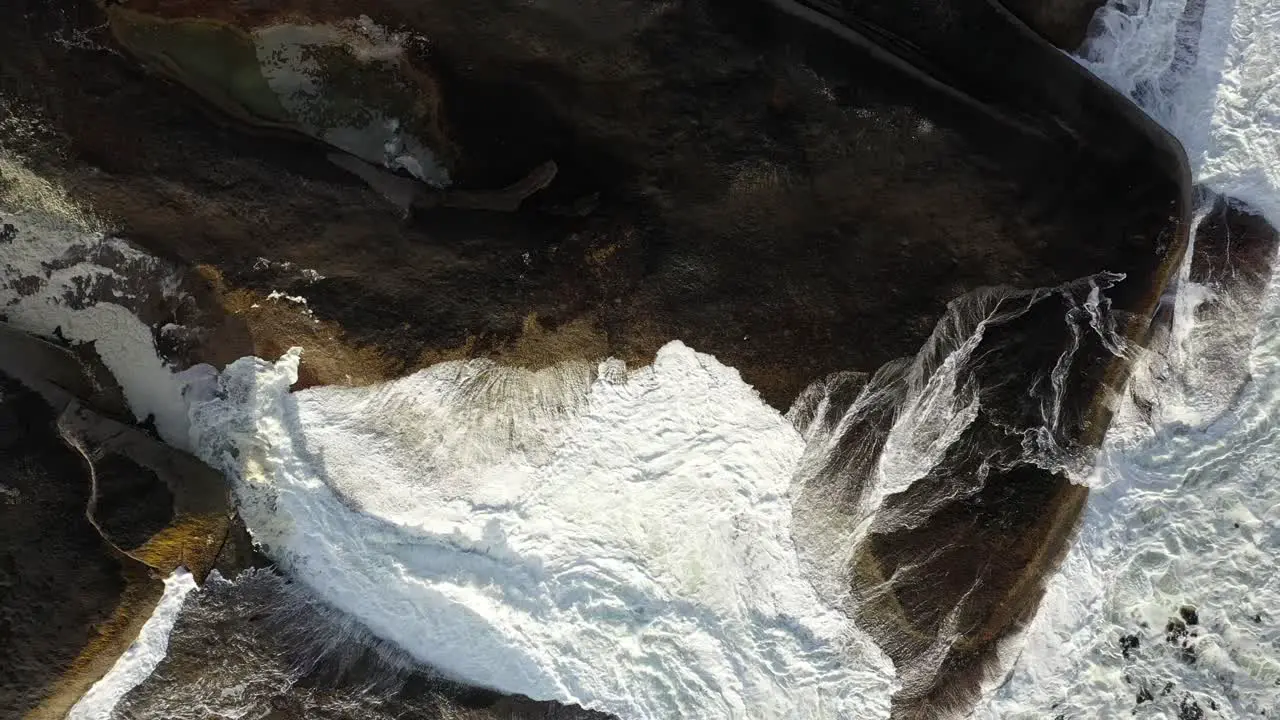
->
[105,3,453,185]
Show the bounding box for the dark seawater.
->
[116,568,610,720]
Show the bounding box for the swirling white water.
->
[186,345,897,719]
[1,134,900,718]
[980,0,1280,716]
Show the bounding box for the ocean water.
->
[979,0,1280,716]
[1080,0,1280,223]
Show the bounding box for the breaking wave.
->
[178,259,1135,718]
[11,0,1279,713]
[2,149,1135,716]
[980,0,1280,715]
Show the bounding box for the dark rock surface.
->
[0,375,127,720]
[91,453,175,551]
[1191,197,1280,295]
[1000,0,1109,49]
[58,400,231,580]
[0,0,1182,404]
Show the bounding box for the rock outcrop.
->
[0,0,1195,716]
[0,325,232,719]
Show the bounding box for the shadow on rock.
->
[0,323,231,719]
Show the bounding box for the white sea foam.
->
[983,263,1280,718]
[187,343,898,720]
[1080,0,1280,222]
[0,157,204,448]
[1,148,895,719]
[67,568,198,720]
[980,0,1280,715]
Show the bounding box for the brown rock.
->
[0,324,232,717]
[0,0,1193,716]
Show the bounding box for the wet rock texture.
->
[0,0,1196,717]
[0,376,126,720]
[0,0,1181,404]
[0,325,232,718]
[1000,0,1108,49]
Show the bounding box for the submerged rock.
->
[104,0,454,186]
[1121,633,1141,659]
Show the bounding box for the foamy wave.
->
[67,569,198,720]
[982,265,1280,719]
[0,157,206,448]
[187,343,897,720]
[982,0,1280,715]
[1080,0,1280,223]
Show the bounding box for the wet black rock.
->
[0,375,125,719]
[1165,617,1199,665]
[1180,605,1200,626]
[1120,633,1141,659]
[1001,0,1109,49]
[1179,695,1206,720]
[91,453,175,551]
[0,323,232,716]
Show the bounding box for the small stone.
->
[1120,633,1141,659]
[1180,606,1200,626]
[1178,644,1198,665]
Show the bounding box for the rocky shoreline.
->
[4,0,1266,717]
[0,325,232,720]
